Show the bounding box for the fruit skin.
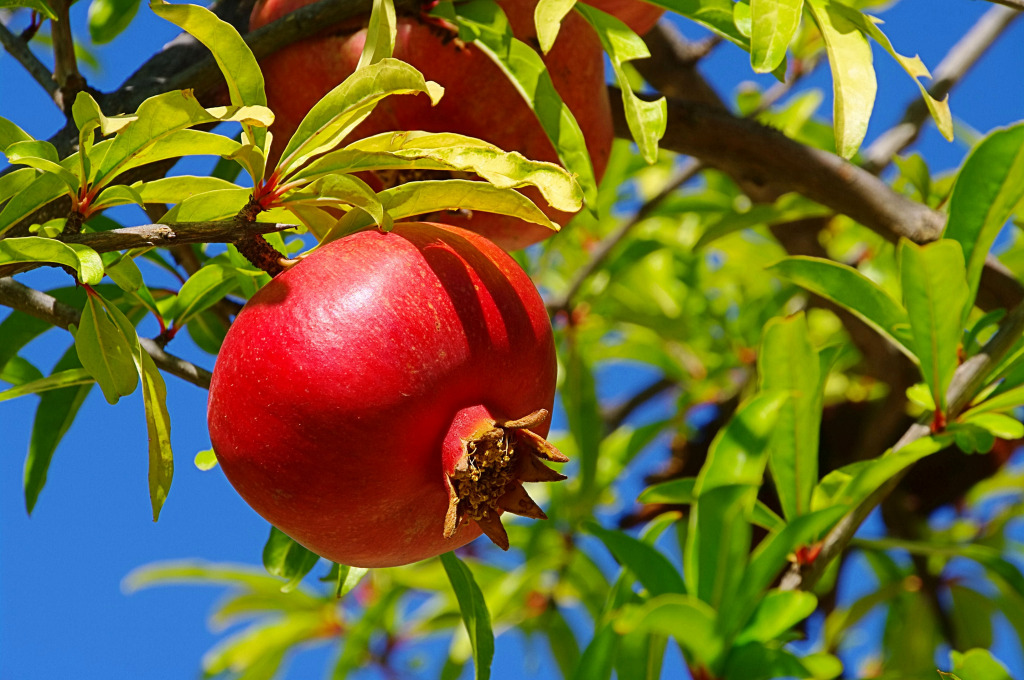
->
[587,0,664,35]
[251,0,612,251]
[207,223,560,567]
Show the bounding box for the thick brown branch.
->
[779,297,1024,592]
[615,93,946,244]
[0,277,212,389]
[0,19,57,98]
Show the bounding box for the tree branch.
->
[49,0,86,111]
[615,93,945,244]
[779,296,1024,592]
[0,18,57,98]
[0,220,295,279]
[0,277,212,388]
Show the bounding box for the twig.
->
[602,376,678,433]
[0,19,57,98]
[547,159,704,314]
[779,297,1024,592]
[863,5,1021,172]
[0,277,212,388]
[0,220,296,279]
[49,0,86,111]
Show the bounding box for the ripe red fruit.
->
[251,0,612,250]
[587,0,664,35]
[207,222,567,567]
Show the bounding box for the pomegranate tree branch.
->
[863,5,1021,171]
[613,93,945,244]
[0,277,212,389]
[779,297,1024,592]
[49,0,86,111]
[0,220,295,279]
[0,19,57,98]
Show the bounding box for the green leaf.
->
[769,256,915,360]
[652,0,748,48]
[806,0,877,158]
[638,477,786,532]
[0,355,43,386]
[103,253,144,292]
[440,0,599,212]
[297,130,583,214]
[735,590,817,645]
[722,643,815,680]
[685,484,753,610]
[151,0,268,161]
[572,621,617,680]
[262,527,320,593]
[0,168,37,208]
[140,351,173,520]
[576,4,666,164]
[0,368,94,402]
[280,173,389,232]
[812,434,951,511]
[356,0,397,70]
[839,8,952,141]
[584,521,687,596]
[194,449,218,471]
[535,0,576,54]
[277,58,443,175]
[168,264,242,328]
[3,140,80,191]
[965,384,1024,416]
[0,172,71,237]
[86,92,269,190]
[322,179,559,244]
[71,292,140,404]
[132,175,242,205]
[561,338,602,511]
[944,122,1024,309]
[0,114,34,150]
[330,563,370,599]
[960,412,1024,440]
[614,594,724,671]
[758,313,822,520]
[750,0,802,73]
[949,649,1014,680]
[694,391,786,495]
[88,0,141,44]
[165,187,251,222]
[440,552,494,680]
[899,239,970,415]
[92,184,146,211]
[24,348,94,514]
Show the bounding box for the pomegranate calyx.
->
[443,408,567,550]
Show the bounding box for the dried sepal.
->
[443,409,567,550]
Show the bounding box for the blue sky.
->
[2,2,1024,679]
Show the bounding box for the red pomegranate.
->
[251,0,612,250]
[588,0,664,35]
[207,223,567,567]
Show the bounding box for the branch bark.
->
[0,19,57,98]
[0,277,212,388]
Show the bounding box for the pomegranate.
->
[587,0,664,35]
[207,222,567,567]
[251,0,612,250]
